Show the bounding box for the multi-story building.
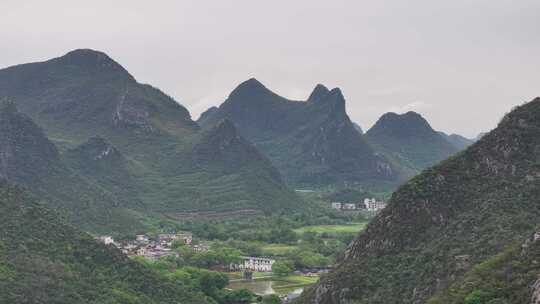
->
[364,198,387,211]
[231,256,275,272]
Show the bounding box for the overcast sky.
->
[2,0,539,137]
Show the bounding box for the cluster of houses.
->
[331,198,387,212]
[95,231,209,260]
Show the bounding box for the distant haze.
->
[1,0,539,138]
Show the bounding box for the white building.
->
[331,202,342,210]
[96,235,115,245]
[364,198,387,211]
[232,256,275,272]
[136,234,149,243]
[342,203,357,210]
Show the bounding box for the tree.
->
[272,260,293,277]
[199,269,229,291]
[223,289,253,304]
[464,290,494,304]
[262,294,282,304]
[295,250,329,268]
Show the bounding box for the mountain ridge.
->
[0,50,304,233]
[198,79,403,188]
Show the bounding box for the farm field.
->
[261,244,299,256]
[293,222,367,234]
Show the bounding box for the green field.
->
[261,244,299,255]
[271,275,319,294]
[293,222,367,234]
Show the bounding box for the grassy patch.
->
[261,244,299,255]
[271,275,319,294]
[293,223,367,234]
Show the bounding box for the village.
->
[96,231,208,260]
[96,227,333,302]
[91,197,380,302]
[96,232,284,272]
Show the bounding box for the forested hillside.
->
[299,97,540,304]
[0,181,208,304]
[0,49,302,234]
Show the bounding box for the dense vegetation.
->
[0,99,144,233]
[438,131,475,150]
[299,97,540,304]
[427,230,540,304]
[0,49,303,234]
[177,210,364,271]
[0,181,210,304]
[198,79,404,189]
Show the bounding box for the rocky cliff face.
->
[532,277,540,304]
[299,97,540,304]
[529,231,540,304]
[198,79,403,188]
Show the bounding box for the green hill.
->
[0,181,207,304]
[0,49,302,234]
[438,131,475,150]
[298,97,540,304]
[365,111,460,173]
[0,99,143,234]
[198,79,404,189]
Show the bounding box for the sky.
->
[1,0,539,137]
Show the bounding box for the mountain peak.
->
[307,84,330,102]
[54,49,133,79]
[224,78,278,108]
[373,111,433,133]
[235,77,266,91]
[316,88,347,114]
[328,87,344,99]
[365,110,458,171]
